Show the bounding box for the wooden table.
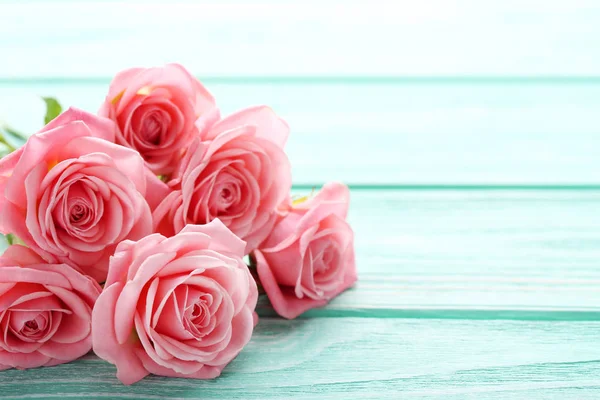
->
[1,1,600,398]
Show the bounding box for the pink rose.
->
[99,63,220,176]
[0,108,153,282]
[153,106,291,253]
[254,182,357,319]
[92,219,258,385]
[0,245,101,370]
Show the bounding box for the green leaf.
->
[0,125,27,151]
[3,126,27,140]
[0,142,11,158]
[5,234,25,247]
[42,97,62,125]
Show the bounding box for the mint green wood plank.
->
[291,189,600,314]
[0,183,597,313]
[0,318,599,398]
[2,1,600,77]
[0,185,597,312]
[3,82,600,184]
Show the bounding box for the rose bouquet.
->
[0,64,356,384]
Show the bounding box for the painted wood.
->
[0,188,597,396]
[2,1,600,77]
[286,189,600,314]
[1,318,599,398]
[2,81,600,185]
[1,187,599,313]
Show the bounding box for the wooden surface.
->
[4,81,600,185]
[2,319,600,399]
[2,0,600,398]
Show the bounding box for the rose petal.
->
[0,349,51,369]
[207,307,254,366]
[180,219,246,257]
[92,282,149,385]
[0,246,44,267]
[135,346,222,380]
[205,106,289,148]
[114,251,177,344]
[37,335,91,360]
[255,250,327,319]
[40,107,116,142]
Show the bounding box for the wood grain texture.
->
[276,189,600,314]
[3,81,600,185]
[1,189,597,396]
[1,189,598,314]
[1,318,599,399]
[2,0,600,77]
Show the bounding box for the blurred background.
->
[2,0,600,187]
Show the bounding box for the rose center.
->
[25,320,38,331]
[221,187,232,201]
[14,312,52,340]
[69,202,92,226]
[71,205,85,222]
[190,303,200,317]
[190,300,210,326]
[212,181,239,215]
[142,113,164,145]
[313,245,340,280]
[318,250,335,271]
[183,294,213,338]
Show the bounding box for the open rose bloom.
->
[153,106,291,253]
[0,62,356,383]
[0,245,101,370]
[0,108,153,282]
[92,220,258,385]
[99,63,220,176]
[254,183,357,319]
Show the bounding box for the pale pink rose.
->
[0,245,101,370]
[92,219,258,385]
[254,182,357,319]
[0,108,153,282]
[99,63,220,176]
[153,106,291,253]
